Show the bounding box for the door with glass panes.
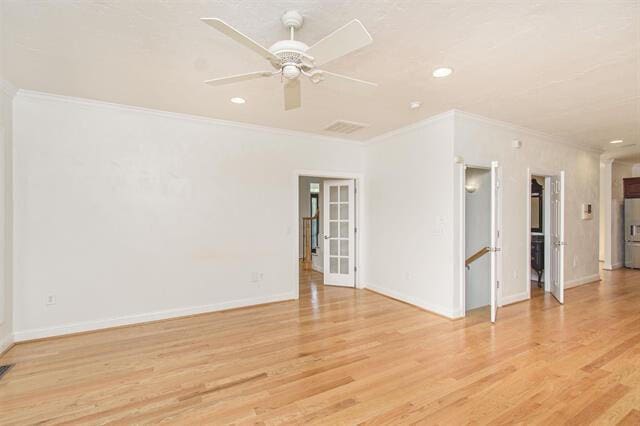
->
[323,180,355,287]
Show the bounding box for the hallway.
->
[1,268,639,424]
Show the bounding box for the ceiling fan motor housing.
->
[268,39,312,75]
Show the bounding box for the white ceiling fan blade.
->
[284,79,301,111]
[204,71,273,86]
[318,71,378,92]
[201,18,280,63]
[306,19,373,66]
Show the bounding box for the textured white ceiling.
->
[2,1,639,150]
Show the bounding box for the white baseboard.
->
[500,292,529,307]
[365,284,458,319]
[602,262,622,271]
[0,332,14,355]
[13,292,296,342]
[449,308,465,319]
[500,273,601,306]
[565,273,601,289]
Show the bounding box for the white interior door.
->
[550,172,565,304]
[323,180,355,287]
[490,161,502,323]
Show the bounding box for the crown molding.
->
[600,143,640,163]
[15,89,365,147]
[452,109,603,155]
[10,89,611,156]
[0,79,18,98]
[364,109,455,145]
[613,160,638,167]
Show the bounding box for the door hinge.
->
[355,266,358,272]
[497,280,500,288]
[355,227,358,233]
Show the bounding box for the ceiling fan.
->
[201,11,378,111]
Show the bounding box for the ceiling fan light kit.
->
[201,11,378,111]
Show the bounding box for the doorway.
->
[464,167,491,312]
[527,169,565,304]
[530,175,550,298]
[460,161,502,322]
[295,172,362,296]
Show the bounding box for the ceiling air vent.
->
[323,120,369,135]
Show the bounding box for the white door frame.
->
[458,161,494,317]
[292,170,365,299]
[525,167,563,300]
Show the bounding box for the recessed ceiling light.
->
[230,97,246,104]
[409,101,422,109]
[610,139,624,144]
[432,67,453,78]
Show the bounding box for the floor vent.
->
[0,364,14,381]
[323,120,369,135]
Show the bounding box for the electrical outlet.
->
[251,272,264,283]
[46,295,56,306]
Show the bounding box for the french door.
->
[550,172,565,304]
[323,180,355,287]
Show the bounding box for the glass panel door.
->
[323,180,355,287]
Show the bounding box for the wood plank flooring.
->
[1,267,640,424]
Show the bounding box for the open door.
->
[490,161,502,323]
[550,172,565,304]
[323,180,355,287]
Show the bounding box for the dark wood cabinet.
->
[531,234,544,286]
[624,177,640,199]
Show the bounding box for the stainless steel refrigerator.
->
[625,199,640,268]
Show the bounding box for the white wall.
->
[599,161,607,261]
[0,79,15,353]
[12,91,364,340]
[465,168,490,311]
[611,161,633,268]
[454,111,600,309]
[364,112,457,317]
[9,99,604,335]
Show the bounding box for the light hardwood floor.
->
[1,267,640,424]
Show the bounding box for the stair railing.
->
[465,246,490,269]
